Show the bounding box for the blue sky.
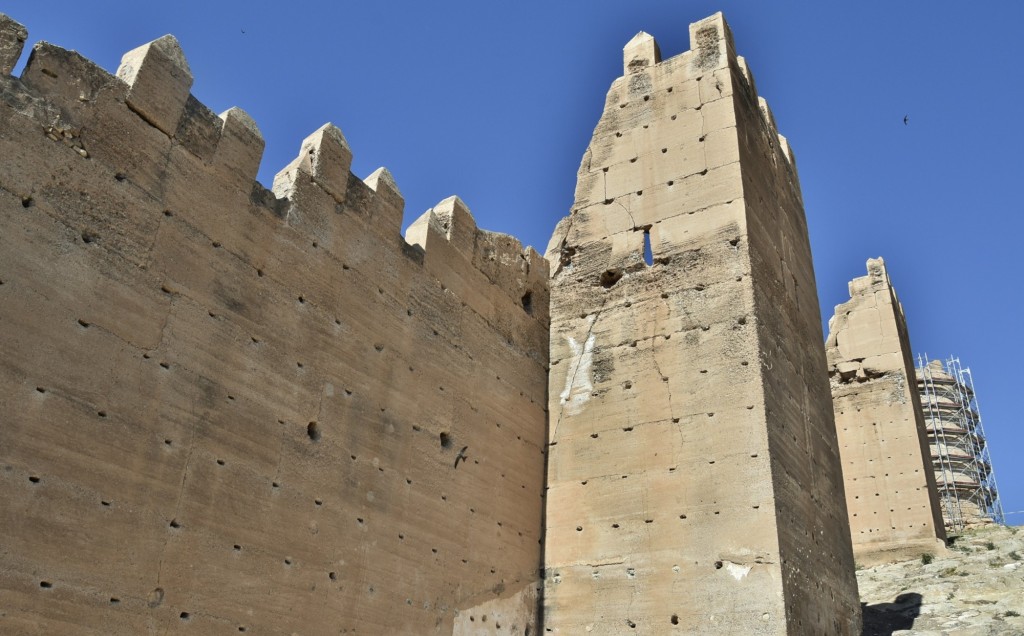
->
[7,1,1022,524]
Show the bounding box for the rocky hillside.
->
[858,524,1024,635]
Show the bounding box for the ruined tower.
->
[543,13,861,634]
[826,258,946,564]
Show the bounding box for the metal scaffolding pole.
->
[917,353,965,533]
[914,354,1004,532]
[951,360,1005,525]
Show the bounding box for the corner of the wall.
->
[866,256,887,280]
[776,132,797,168]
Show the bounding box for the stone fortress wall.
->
[0,9,996,636]
[542,14,860,635]
[826,258,947,565]
[0,14,548,635]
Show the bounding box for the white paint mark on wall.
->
[724,561,751,580]
[559,317,596,416]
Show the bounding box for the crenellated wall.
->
[2,9,961,635]
[543,13,860,634]
[827,259,946,564]
[0,15,547,635]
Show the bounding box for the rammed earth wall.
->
[1,10,885,635]
[0,16,548,634]
[542,13,861,635]
[827,258,946,565]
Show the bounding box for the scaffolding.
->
[915,355,1005,533]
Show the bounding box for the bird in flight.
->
[903,115,909,125]
[454,446,469,468]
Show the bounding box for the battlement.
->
[611,16,798,199]
[3,20,546,324]
[554,12,800,284]
[3,10,948,634]
[405,196,549,328]
[0,13,547,634]
[544,12,859,634]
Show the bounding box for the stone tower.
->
[827,258,946,564]
[543,13,861,634]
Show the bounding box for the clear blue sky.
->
[7,1,1022,524]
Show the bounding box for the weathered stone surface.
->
[3,9,973,635]
[827,258,947,565]
[0,13,27,76]
[116,34,192,136]
[858,524,1024,635]
[0,21,547,635]
[543,12,860,635]
[623,31,661,74]
[272,122,353,205]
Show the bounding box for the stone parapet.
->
[0,12,546,634]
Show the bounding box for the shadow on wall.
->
[861,593,923,636]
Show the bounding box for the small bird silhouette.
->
[241,29,246,34]
[453,446,469,468]
[903,115,909,125]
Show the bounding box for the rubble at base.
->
[859,524,1024,636]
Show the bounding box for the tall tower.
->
[916,356,1004,531]
[543,13,861,634]
[827,258,946,564]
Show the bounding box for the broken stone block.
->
[836,360,861,382]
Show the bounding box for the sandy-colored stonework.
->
[0,15,547,634]
[542,13,860,635]
[827,258,947,566]
[6,9,977,635]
